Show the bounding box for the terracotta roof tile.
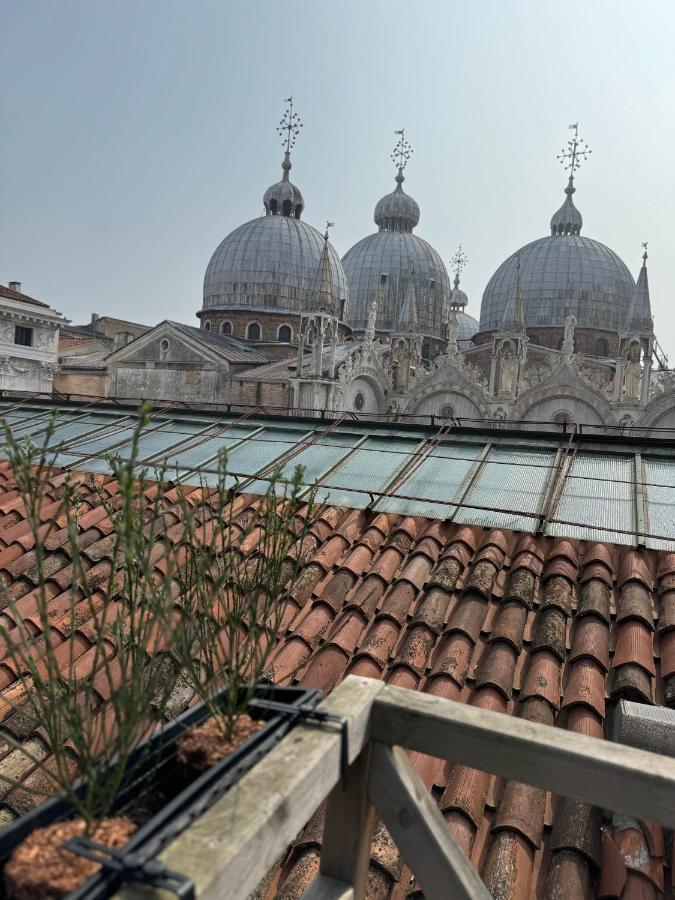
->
[569,616,610,671]
[562,659,606,717]
[531,606,568,661]
[578,577,612,621]
[659,630,675,679]
[520,650,562,710]
[613,620,656,676]
[617,550,654,591]
[481,830,535,900]
[617,581,655,629]
[597,830,628,897]
[543,849,592,900]
[489,602,527,653]
[657,590,675,634]
[2,460,674,896]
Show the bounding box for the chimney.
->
[8,281,22,293]
[91,313,100,333]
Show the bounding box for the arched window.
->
[282,200,292,217]
[595,338,609,356]
[421,339,432,360]
[203,320,211,332]
[278,324,292,342]
[247,322,261,341]
[221,321,232,336]
[269,199,278,215]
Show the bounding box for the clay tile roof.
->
[2,457,675,895]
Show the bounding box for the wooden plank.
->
[318,745,375,899]
[116,676,385,900]
[371,686,675,828]
[368,744,491,900]
[301,874,354,900]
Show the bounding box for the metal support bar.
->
[634,452,647,548]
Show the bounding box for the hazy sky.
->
[3,1,675,354]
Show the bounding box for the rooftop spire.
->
[264,98,305,217]
[551,123,591,236]
[314,223,335,313]
[624,242,653,334]
[276,96,303,181]
[398,262,418,332]
[449,244,469,311]
[501,254,525,332]
[391,128,413,189]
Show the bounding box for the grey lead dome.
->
[343,169,449,340]
[202,150,348,319]
[480,181,635,334]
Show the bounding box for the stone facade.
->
[0,284,65,395]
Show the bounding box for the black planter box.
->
[0,683,322,899]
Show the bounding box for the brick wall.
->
[54,369,109,399]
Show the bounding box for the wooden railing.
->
[117,676,675,900]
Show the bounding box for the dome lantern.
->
[263,97,305,219]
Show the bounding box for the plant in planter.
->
[168,456,319,771]
[0,411,187,898]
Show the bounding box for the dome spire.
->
[264,97,305,217]
[449,244,469,310]
[624,242,654,334]
[374,129,420,233]
[551,123,591,236]
[313,222,336,313]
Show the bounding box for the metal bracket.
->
[63,837,195,899]
[251,698,349,787]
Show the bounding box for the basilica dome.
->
[202,152,347,319]
[342,165,450,342]
[479,177,635,334]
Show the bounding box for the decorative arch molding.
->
[639,391,675,429]
[405,387,485,420]
[339,373,385,415]
[335,344,391,414]
[402,361,489,417]
[512,381,615,427]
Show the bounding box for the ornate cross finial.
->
[450,244,468,281]
[556,123,591,178]
[642,240,648,262]
[277,97,303,153]
[391,129,413,171]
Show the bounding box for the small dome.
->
[374,170,420,232]
[550,176,582,236]
[457,310,479,346]
[449,274,468,309]
[263,151,304,218]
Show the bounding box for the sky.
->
[2,1,675,354]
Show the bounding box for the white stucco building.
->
[0,282,66,395]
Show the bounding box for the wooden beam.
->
[116,676,385,900]
[368,744,491,900]
[318,745,376,900]
[301,874,354,900]
[371,686,675,828]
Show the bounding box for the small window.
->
[595,338,609,356]
[159,338,171,353]
[221,321,232,336]
[203,320,211,332]
[440,404,454,418]
[14,326,33,347]
[354,391,365,411]
[247,322,261,341]
[278,324,292,342]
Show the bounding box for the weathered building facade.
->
[0,283,65,395]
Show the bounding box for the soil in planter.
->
[177,714,264,773]
[5,817,136,900]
